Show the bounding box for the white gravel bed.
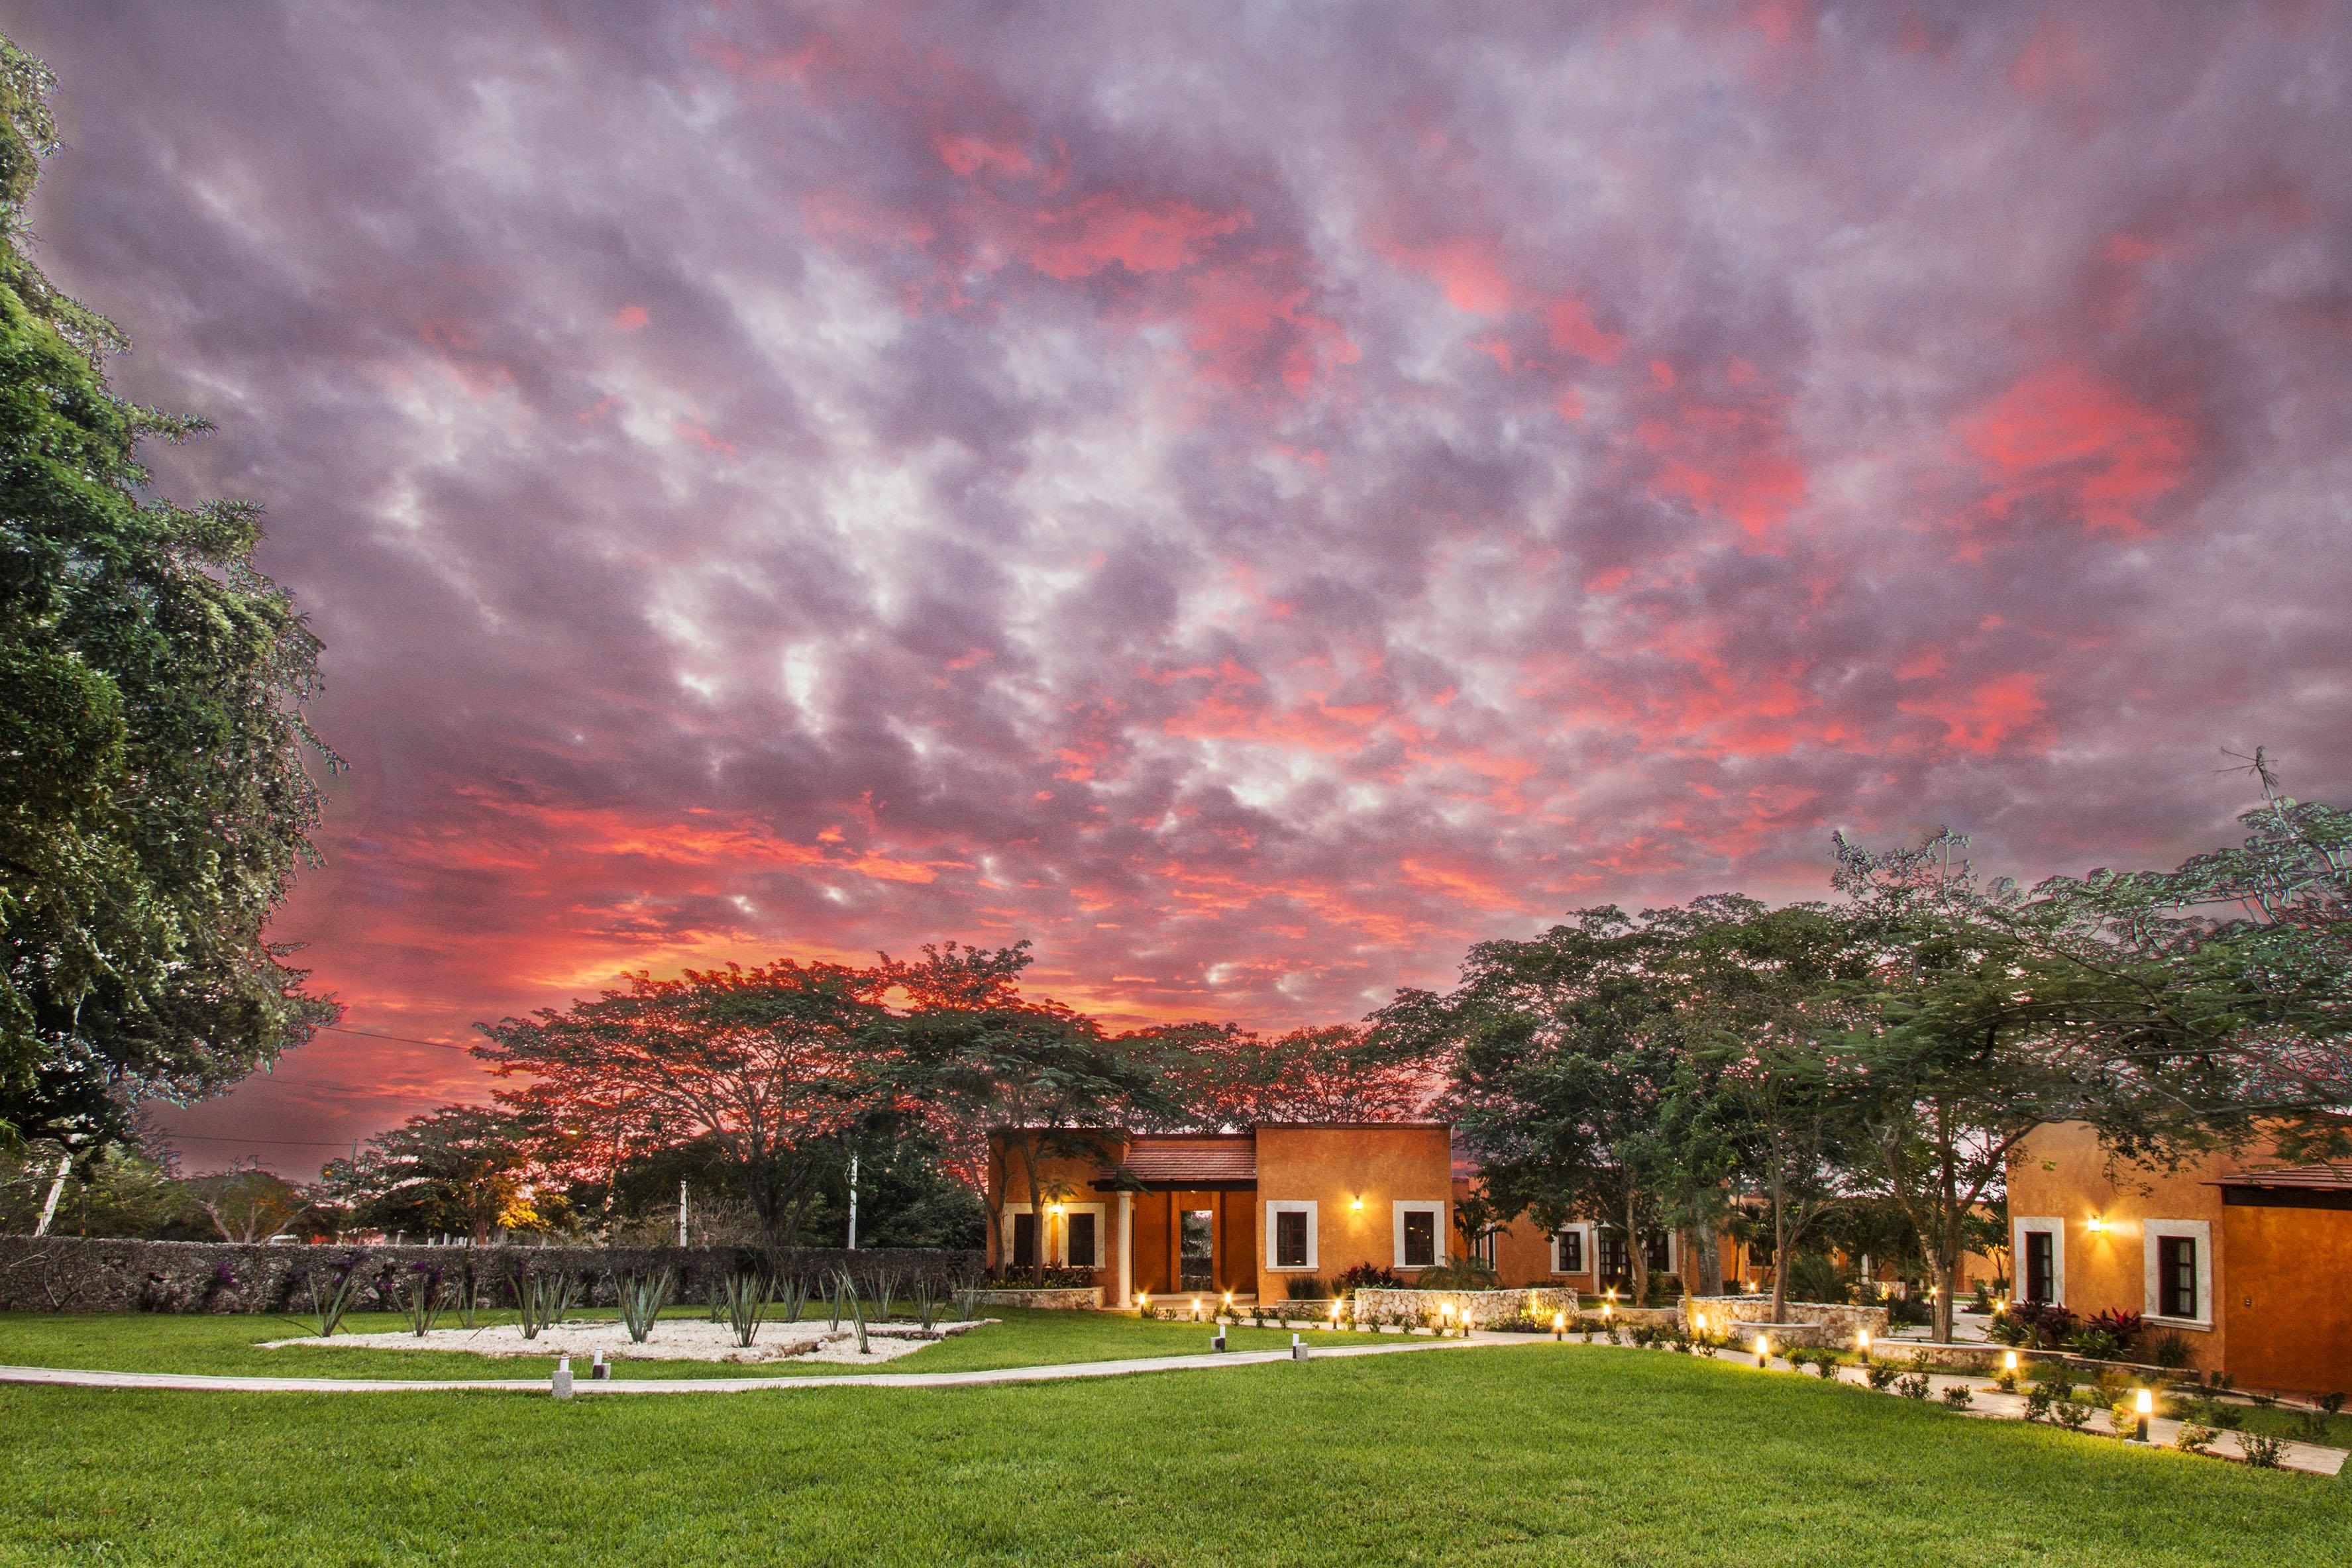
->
[260,1317,993,1365]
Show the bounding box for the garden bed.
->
[258,1317,990,1365]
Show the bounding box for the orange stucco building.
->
[2006,1122,2352,1398]
[987,1124,1461,1306]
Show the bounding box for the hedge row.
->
[0,1235,983,1314]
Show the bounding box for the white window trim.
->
[1057,1202,1107,1269]
[1001,1203,1036,1267]
[2014,1216,2065,1305]
[2142,1218,2213,1329]
[1265,1200,1318,1271]
[1552,1222,1595,1276]
[1393,1200,1448,1270]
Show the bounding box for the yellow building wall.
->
[1254,1125,1451,1301]
[2220,1200,2352,1398]
[2007,1122,2246,1376]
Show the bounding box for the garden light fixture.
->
[1856,1330,1870,1354]
[2133,1387,2153,1442]
[1752,1334,1770,1367]
[2003,1351,2018,1373]
[1191,1296,1202,1320]
[1552,1311,1565,1341]
[1049,1203,1065,1216]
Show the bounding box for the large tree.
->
[1128,1021,1434,1131]
[476,961,894,1253]
[1828,829,2252,1341]
[886,943,1163,1282]
[1671,902,1875,1322]
[0,38,336,1151]
[1379,905,1715,1305]
[327,1105,546,1245]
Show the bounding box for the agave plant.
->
[402,1265,447,1337]
[306,1254,372,1337]
[775,1273,810,1323]
[615,1267,674,1344]
[913,1282,942,1332]
[836,1268,870,1354]
[515,1268,583,1341]
[872,1267,900,1322]
[955,1281,981,1322]
[721,1270,771,1349]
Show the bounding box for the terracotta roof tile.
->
[1122,1135,1256,1183]
[2213,1163,2352,1191]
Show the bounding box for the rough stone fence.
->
[1351,1286,1583,1328]
[1682,1295,1890,1348]
[972,1286,1103,1310]
[0,1235,983,1315]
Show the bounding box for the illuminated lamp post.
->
[2132,1387,2153,1443]
[1552,1311,1566,1342]
[1191,1295,1202,1322]
[1330,1300,1343,1332]
[1752,1333,1771,1369]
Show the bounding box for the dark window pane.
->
[1558,1232,1583,1273]
[2160,1236,2197,1318]
[2025,1231,2053,1303]
[1645,1233,1670,1273]
[1276,1210,1308,1269]
[1403,1210,1436,1267]
[1069,1212,1097,1270]
[1012,1212,1037,1269]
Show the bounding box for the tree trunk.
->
[1691,1222,1723,1296]
[32,1151,70,1237]
[1625,1193,1648,1306]
[1933,1239,1959,1344]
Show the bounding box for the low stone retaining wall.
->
[1350,1286,1582,1328]
[970,1286,1103,1310]
[0,1235,981,1314]
[1683,1296,1889,1343]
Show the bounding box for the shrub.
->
[1894,1374,1931,1400]
[2145,1330,2196,1369]
[2240,1432,2288,1469]
[1415,1257,1499,1289]
[514,1268,582,1341]
[1786,1253,1844,1304]
[1638,1271,1684,1308]
[2290,1409,2333,1443]
[985,1265,1096,1289]
[2322,1392,2347,1416]
[1866,1363,1899,1392]
[303,1253,372,1338]
[1332,1263,1401,1295]
[2174,1422,2218,1455]
[2024,1386,2055,1422]
[2083,1306,2144,1344]
[400,1264,445,1338]
[1985,1312,2029,1347]
[2069,1328,2125,1362]
[2005,1300,2078,1349]
[1941,1385,1975,1410]
[1284,1275,1329,1302]
[2052,1400,2094,1432]
[1887,1294,1932,1328]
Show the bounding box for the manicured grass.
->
[0,1306,1303,1381]
[0,1345,2342,1566]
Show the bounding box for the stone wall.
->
[971,1286,1103,1310]
[0,1235,981,1314]
[1683,1295,1889,1343]
[1350,1286,1582,1328]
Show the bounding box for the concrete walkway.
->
[0,1329,1516,1397]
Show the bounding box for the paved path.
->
[0,1330,1513,1396]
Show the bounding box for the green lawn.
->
[0,1306,1304,1381]
[1,1340,2345,1566]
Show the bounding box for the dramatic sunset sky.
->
[10,3,2349,1171]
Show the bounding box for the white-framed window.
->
[1057,1202,1107,1269]
[2142,1218,2212,1328]
[1393,1200,1447,1270]
[2013,1216,2064,1306]
[1551,1223,1594,1275]
[1265,1200,1318,1271]
[1001,1204,1037,1270]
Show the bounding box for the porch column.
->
[1116,1190,1133,1308]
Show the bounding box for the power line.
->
[318,1024,478,1054]
[157,1131,357,1148]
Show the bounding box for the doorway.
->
[1180,1209,1214,1290]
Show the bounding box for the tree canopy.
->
[0,36,335,1150]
